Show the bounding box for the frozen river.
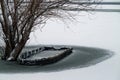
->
[0,7,120,80]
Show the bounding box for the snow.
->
[27,50,66,59]
[7,56,14,61]
[0,11,120,80]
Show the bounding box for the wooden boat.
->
[17,46,73,65]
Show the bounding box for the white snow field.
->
[0,1,120,80]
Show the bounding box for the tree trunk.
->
[7,32,30,61]
[1,40,13,60]
[9,39,28,61]
[2,46,11,60]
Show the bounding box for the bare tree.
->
[0,0,98,61]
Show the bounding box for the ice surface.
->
[0,46,113,73]
[0,10,120,80]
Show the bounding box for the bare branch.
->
[0,0,98,60]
